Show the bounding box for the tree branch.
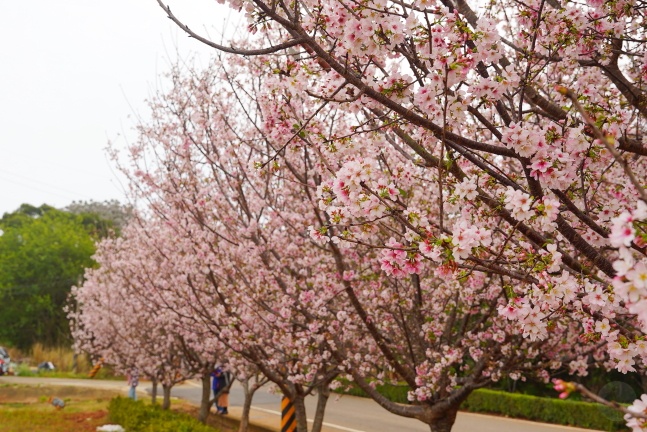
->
[156,0,304,56]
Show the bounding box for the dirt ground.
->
[173,404,238,431]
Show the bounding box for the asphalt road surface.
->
[1,376,603,432]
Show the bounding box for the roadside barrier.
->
[281,395,296,432]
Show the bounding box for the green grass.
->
[0,384,220,432]
[108,397,219,432]
[0,392,110,432]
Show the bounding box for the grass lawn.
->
[0,383,116,432]
[0,383,227,432]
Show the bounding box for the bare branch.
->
[573,383,647,420]
[156,0,304,56]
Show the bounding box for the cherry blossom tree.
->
[70,226,202,410]
[108,215,273,428]
[117,73,344,432]
[152,0,647,428]
[98,52,616,431]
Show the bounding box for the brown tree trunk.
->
[151,378,158,404]
[292,394,308,432]
[198,373,212,423]
[310,385,330,432]
[162,384,172,410]
[428,406,459,432]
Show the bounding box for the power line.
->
[0,170,94,201]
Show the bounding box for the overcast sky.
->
[0,0,239,216]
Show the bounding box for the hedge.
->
[107,397,216,432]
[335,382,628,431]
[462,388,626,431]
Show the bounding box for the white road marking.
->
[251,406,367,432]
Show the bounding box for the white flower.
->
[454,178,478,200]
[625,394,647,432]
[609,212,635,247]
[635,200,647,220]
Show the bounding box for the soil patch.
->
[62,410,109,431]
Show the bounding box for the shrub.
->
[107,397,216,432]
[461,388,627,432]
[333,379,409,404]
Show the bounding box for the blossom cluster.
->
[611,201,647,333]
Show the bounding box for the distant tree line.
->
[0,201,130,350]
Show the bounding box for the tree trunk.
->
[151,378,158,404]
[198,373,212,424]
[162,384,172,410]
[310,386,330,432]
[428,406,459,432]
[239,378,253,432]
[292,394,308,432]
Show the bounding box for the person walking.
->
[211,367,232,414]
[126,367,139,401]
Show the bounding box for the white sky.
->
[0,0,240,216]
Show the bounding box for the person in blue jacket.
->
[211,367,232,414]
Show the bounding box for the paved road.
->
[0,376,602,432]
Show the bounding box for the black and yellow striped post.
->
[281,396,296,432]
[88,358,103,378]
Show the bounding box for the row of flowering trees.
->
[71,0,647,428]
